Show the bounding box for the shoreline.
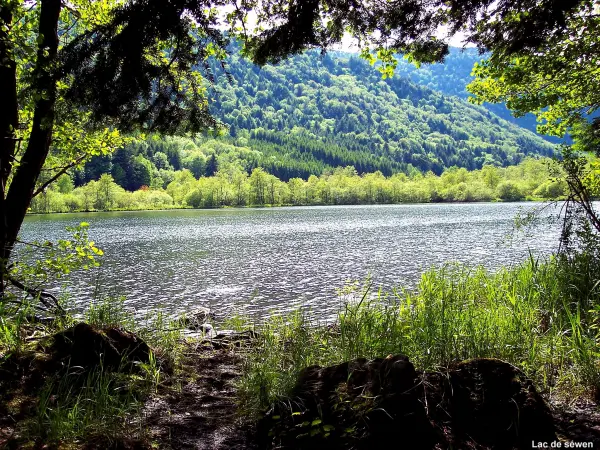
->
[25,197,558,216]
[1,255,599,447]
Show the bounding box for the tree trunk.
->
[2,0,62,281]
[0,3,19,294]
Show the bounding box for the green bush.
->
[184,188,204,208]
[496,180,525,201]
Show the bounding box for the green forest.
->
[206,48,557,175]
[32,155,565,213]
[70,47,557,190]
[54,47,563,214]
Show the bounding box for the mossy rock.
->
[259,356,556,450]
[51,322,150,371]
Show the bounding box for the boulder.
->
[51,322,151,371]
[181,306,214,330]
[209,330,259,349]
[430,358,557,449]
[258,356,556,450]
[259,355,436,450]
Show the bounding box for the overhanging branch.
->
[32,153,87,198]
[7,275,64,314]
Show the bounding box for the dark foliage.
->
[248,0,586,66]
[60,0,229,134]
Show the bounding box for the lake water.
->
[21,203,562,321]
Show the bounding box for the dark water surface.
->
[21,203,561,320]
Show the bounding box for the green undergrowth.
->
[236,253,600,416]
[0,294,187,447]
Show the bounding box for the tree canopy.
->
[468,1,600,137]
[242,0,586,66]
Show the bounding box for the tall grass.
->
[27,297,179,445]
[237,255,600,415]
[86,295,184,359]
[0,292,184,446]
[0,301,30,355]
[32,363,146,443]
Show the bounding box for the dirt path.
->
[552,399,600,445]
[143,344,256,450]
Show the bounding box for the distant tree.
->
[250,167,268,205]
[56,175,74,194]
[96,174,119,210]
[205,154,219,177]
[130,156,153,191]
[496,181,524,202]
[152,152,172,171]
[183,153,207,179]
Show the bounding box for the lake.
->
[21,203,562,321]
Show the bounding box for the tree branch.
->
[7,276,64,313]
[32,153,87,198]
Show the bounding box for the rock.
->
[51,322,151,371]
[259,355,435,450]
[183,323,217,340]
[436,358,557,449]
[209,330,259,349]
[200,323,218,338]
[182,331,206,340]
[258,356,556,450]
[214,329,258,339]
[181,306,214,330]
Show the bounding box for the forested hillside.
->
[78,48,557,187]
[210,49,556,173]
[390,48,560,141]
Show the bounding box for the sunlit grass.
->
[237,254,600,416]
[0,292,186,446]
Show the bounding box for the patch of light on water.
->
[20,202,564,321]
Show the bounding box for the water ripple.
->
[21,203,562,321]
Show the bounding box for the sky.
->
[333,29,473,53]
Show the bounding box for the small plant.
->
[139,309,184,361]
[86,295,136,330]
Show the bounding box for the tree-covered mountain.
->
[79,48,557,185]
[389,47,562,143]
[206,48,556,177]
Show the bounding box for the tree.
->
[468,3,599,138]
[465,1,600,241]
[95,174,119,210]
[243,0,585,69]
[130,156,153,190]
[250,167,268,205]
[152,152,172,171]
[0,0,231,296]
[205,154,219,177]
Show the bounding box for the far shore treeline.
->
[31,153,567,213]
